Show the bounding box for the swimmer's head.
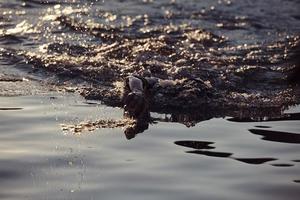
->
[124,92,146,118]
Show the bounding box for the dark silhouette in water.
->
[174,141,215,150]
[249,129,300,144]
[174,140,279,165]
[122,75,151,139]
[287,39,300,85]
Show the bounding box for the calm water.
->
[0,93,300,200]
[1,0,300,199]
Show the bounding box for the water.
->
[0,0,300,199]
[0,93,300,200]
[1,0,299,108]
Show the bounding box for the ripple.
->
[255,125,271,128]
[186,150,233,158]
[174,140,215,150]
[271,164,294,167]
[0,170,23,180]
[0,107,23,111]
[234,158,277,165]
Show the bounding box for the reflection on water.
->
[227,112,300,122]
[0,93,300,200]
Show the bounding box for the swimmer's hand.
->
[124,91,146,118]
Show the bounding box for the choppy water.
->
[1,0,300,108]
[0,0,300,199]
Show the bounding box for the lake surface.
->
[0,0,300,199]
[0,93,299,200]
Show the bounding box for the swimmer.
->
[122,74,151,139]
[123,75,149,118]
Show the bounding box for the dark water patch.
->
[228,112,300,122]
[271,164,294,167]
[174,140,215,150]
[255,125,271,128]
[292,15,300,20]
[0,48,24,65]
[287,39,300,85]
[186,150,233,158]
[0,107,23,111]
[249,129,300,144]
[0,35,25,45]
[184,149,279,165]
[0,170,23,180]
[294,180,300,183]
[292,159,300,162]
[234,158,277,165]
[174,140,280,165]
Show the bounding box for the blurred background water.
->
[0,0,300,199]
